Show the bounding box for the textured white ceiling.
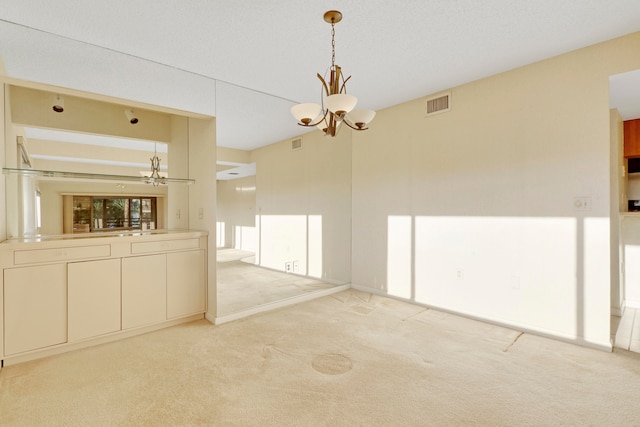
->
[2,0,640,150]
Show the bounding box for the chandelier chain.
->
[331,22,336,68]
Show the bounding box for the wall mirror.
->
[214,81,352,317]
[3,84,191,239]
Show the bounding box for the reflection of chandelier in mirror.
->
[290,10,376,137]
[147,153,164,186]
[139,143,168,186]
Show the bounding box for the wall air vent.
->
[291,138,303,151]
[425,92,451,117]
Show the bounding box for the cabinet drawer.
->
[14,245,111,265]
[131,238,200,254]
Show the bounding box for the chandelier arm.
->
[317,73,330,96]
[339,75,352,94]
[296,109,329,128]
[342,119,368,131]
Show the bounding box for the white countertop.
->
[0,229,208,248]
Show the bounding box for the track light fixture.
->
[52,94,64,113]
[124,109,139,124]
[291,10,376,137]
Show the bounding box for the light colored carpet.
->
[216,248,255,264]
[217,249,337,316]
[2,290,640,426]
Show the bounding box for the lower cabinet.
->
[122,254,167,329]
[2,237,207,361]
[68,258,121,342]
[167,250,205,318]
[4,264,68,356]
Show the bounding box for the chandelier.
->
[290,10,376,137]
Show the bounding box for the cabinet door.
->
[4,264,67,356]
[624,119,640,158]
[167,250,205,319]
[122,254,166,329]
[68,258,121,342]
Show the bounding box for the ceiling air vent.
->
[425,92,451,117]
[291,138,303,151]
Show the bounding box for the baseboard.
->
[249,262,348,286]
[215,284,351,325]
[2,313,205,367]
[611,306,624,317]
[350,283,613,352]
[204,311,216,324]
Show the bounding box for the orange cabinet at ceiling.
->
[624,119,640,158]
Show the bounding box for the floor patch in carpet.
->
[311,353,353,375]
[351,304,374,315]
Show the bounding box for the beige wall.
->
[0,84,6,241]
[351,32,640,349]
[216,147,256,250]
[168,116,190,230]
[610,109,623,314]
[25,138,170,176]
[186,117,217,320]
[216,176,256,249]
[217,146,250,165]
[250,129,351,283]
[10,86,172,142]
[4,85,18,237]
[621,218,640,308]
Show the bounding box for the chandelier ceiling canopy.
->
[290,10,376,137]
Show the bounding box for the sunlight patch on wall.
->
[234,225,257,252]
[256,214,324,279]
[412,216,578,334]
[387,215,412,299]
[216,221,225,248]
[308,215,323,278]
[259,215,308,273]
[581,217,611,341]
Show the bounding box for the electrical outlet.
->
[456,268,464,280]
[573,196,591,211]
[293,260,299,272]
[285,262,292,273]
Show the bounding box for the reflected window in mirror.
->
[70,196,157,233]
